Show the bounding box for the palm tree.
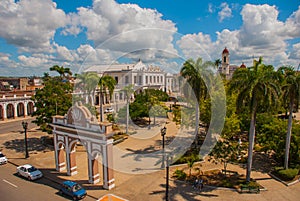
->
[214,59,222,69]
[122,84,135,134]
[278,66,300,169]
[76,72,99,105]
[98,75,117,122]
[180,58,214,134]
[229,57,280,182]
[50,65,72,79]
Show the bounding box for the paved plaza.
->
[0,117,300,200]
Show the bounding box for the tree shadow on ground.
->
[150,179,218,201]
[236,152,278,174]
[3,137,50,153]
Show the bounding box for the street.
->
[0,162,67,201]
[0,117,36,134]
[0,162,97,201]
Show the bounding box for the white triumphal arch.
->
[51,102,115,189]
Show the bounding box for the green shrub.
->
[240,181,259,188]
[221,179,234,188]
[174,152,201,164]
[173,169,187,180]
[276,168,299,181]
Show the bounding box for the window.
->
[134,76,137,84]
[161,76,163,83]
[115,76,118,83]
[139,76,142,85]
[146,76,148,84]
[150,76,152,83]
[125,76,129,84]
[223,56,226,63]
[154,76,156,83]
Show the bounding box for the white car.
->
[17,164,43,180]
[104,108,114,113]
[0,152,8,165]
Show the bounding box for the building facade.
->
[0,91,35,121]
[85,60,176,105]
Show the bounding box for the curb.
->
[268,172,300,186]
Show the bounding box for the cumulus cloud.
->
[0,0,67,52]
[218,2,232,22]
[289,43,300,61]
[63,0,178,60]
[18,55,50,67]
[53,43,75,62]
[285,6,300,38]
[178,4,300,68]
[177,33,214,61]
[0,53,17,69]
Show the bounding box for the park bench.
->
[240,185,260,194]
[221,169,238,175]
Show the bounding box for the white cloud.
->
[208,3,214,13]
[0,53,17,68]
[18,55,49,67]
[218,2,232,22]
[285,6,300,38]
[177,33,214,61]
[178,4,300,68]
[63,0,178,60]
[289,43,300,61]
[0,0,67,52]
[53,43,75,62]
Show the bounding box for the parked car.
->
[16,164,43,180]
[104,108,114,113]
[0,152,8,165]
[59,180,87,200]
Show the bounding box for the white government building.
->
[85,60,178,106]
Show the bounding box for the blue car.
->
[59,181,87,200]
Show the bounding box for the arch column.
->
[0,104,4,120]
[54,133,66,171]
[86,141,100,184]
[102,140,115,190]
[14,103,18,118]
[24,101,28,117]
[66,137,77,176]
[3,104,7,119]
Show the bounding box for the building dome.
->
[222,47,229,54]
[240,62,246,68]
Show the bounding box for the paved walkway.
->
[1,118,300,200]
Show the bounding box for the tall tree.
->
[229,57,280,182]
[214,59,222,69]
[122,84,135,134]
[278,66,300,169]
[76,72,99,105]
[98,75,117,122]
[180,58,214,131]
[32,71,73,133]
[50,65,72,79]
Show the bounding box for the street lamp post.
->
[166,155,169,201]
[160,126,169,200]
[161,126,167,168]
[22,121,29,158]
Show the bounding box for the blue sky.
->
[0,0,299,76]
